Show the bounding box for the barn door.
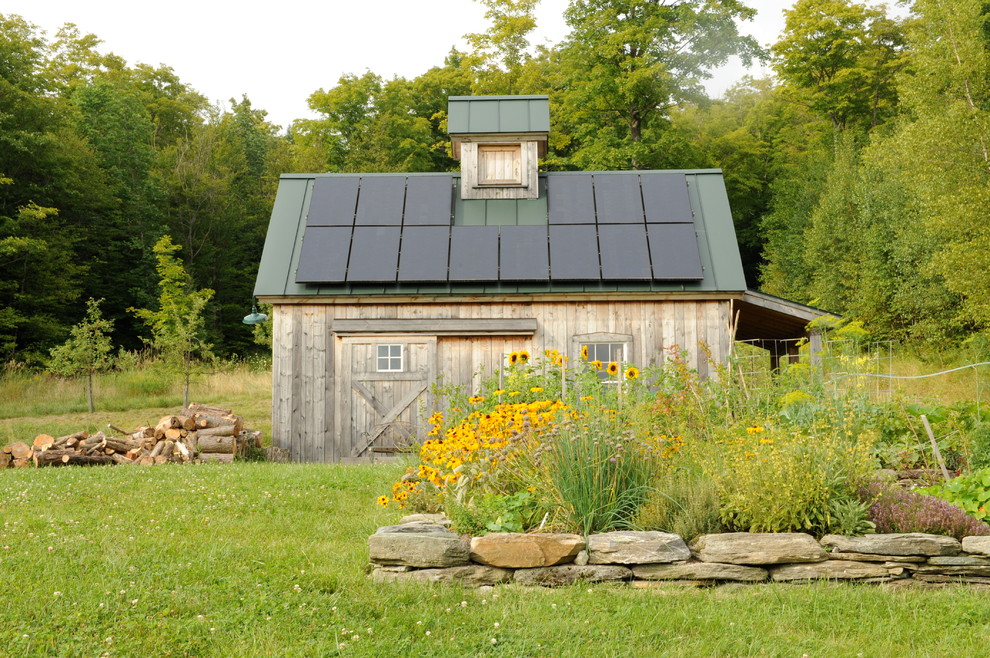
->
[337,336,436,460]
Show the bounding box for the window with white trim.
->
[582,342,626,383]
[376,344,403,372]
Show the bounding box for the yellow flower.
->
[624,366,639,380]
[494,389,505,395]
[530,386,544,393]
[508,352,519,365]
[469,396,485,404]
[508,391,521,397]
[581,345,589,360]
[519,350,530,363]
[607,362,619,376]
[580,395,595,402]
[591,360,602,370]
[376,496,389,507]
[746,426,765,434]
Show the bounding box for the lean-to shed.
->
[254,95,828,462]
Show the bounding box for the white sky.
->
[5,0,795,130]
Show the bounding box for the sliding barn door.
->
[337,336,436,460]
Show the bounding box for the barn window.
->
[477,145,523,186]
[581,342,626,383]
[376,344,403,372]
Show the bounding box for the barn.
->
[254,95,827,463]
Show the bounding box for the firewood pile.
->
[0,403,263,469]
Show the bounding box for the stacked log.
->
[0,402,264,469]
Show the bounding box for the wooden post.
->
[809,328,823,367]
[920,414,952,483]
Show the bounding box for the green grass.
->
[0,463,989,656]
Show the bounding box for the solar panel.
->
[641,173,693,223]
[346,226,400,281]
[500,226,549,280]
[404,176,452,226]
[647,223,704,279]
[449,226,499,281]
[548,175,595,224]
[593,174,644,224]
[398,226,450,281]
[294,227,352,282]
[598,224,652,279]
[306,177,359,226]
[355,177,405,225]
[549,225,600,280]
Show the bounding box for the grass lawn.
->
[1,462,989,657]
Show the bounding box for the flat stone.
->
[927,556,990,566]
[633,561,768,582]
[692,533,827,565]
[375,523,456,536]
[828,551,926,563]
[368,533,470,568]
[820,534,961,557]
[912,565,990,576]
[587,531,690,565]
[913,573,990,585]
[962,536,990,556]
[470,533,584,568]
[629,579,710,589]
[770,560,895,582]
[574,550,589,566]
[513,565,632,586]
[371,565,512,586]
[399,513,451,527]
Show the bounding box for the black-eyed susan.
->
[494,389,505,395]
[530,386,544,393]
[625,366,639,380]
[508,352,519,365]
[518,350,530,363]
[607,362,619,376]
[591,360,603,370]
[580,345,589,360]
[469,395,485,404]
[376,496,389,507]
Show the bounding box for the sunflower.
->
[518,350,530,363]
[625,366,639,380]
[509,352,519,365]
[590,360,603,370]
[606,362,619,376]
[580,345,589,360]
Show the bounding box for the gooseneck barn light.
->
[242,300,268,325]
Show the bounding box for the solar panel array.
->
[295,173,703,284]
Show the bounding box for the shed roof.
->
[254,170,748,298]
[447,95,550,134]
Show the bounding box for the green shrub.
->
[447,491,542,535]
[636,467,723,540]
[707,426,875,535]
[860,477,990,539]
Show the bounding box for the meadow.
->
[2,359,990,656]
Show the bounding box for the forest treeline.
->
[2,0,989,366]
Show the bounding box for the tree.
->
[131,235,214,408]
[464,0,541,94]
[48,298,114,412]
[556,0,763,169]
[772,0,907,132]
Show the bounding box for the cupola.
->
[447,95,549,200]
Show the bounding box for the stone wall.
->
[368,515,990,588]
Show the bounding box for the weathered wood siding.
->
[271,299,731,462]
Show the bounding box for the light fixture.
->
[242,302,268,325]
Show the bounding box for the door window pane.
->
[376,344,403,372]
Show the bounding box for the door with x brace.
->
[337,336,436,460]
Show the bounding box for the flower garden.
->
[380,327,990,543]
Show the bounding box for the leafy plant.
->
[919,468,990,522]
[446,491,541,535]
[828,497,876,536]
[636,467,723,540]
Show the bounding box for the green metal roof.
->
[447,96,550,134]
[254,170,748,298]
